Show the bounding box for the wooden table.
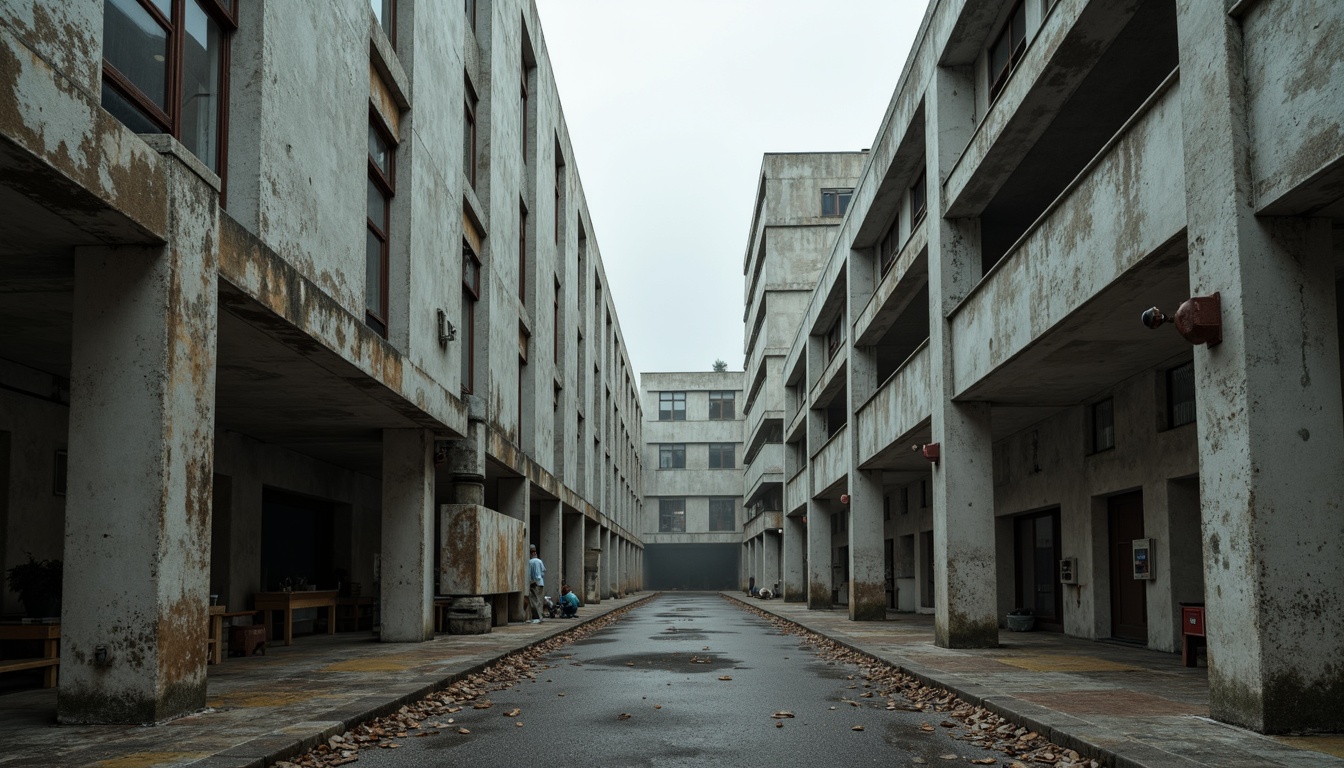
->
[254,590,338,646]
[207,605,227,665]
[0,623,60,688]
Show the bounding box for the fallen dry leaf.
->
[939,755,958,761]
[504,708,520,717]
[920,723,936,732]
[457,728,470,734]
[851,725,865,731]
[654,705,662,710]
[515,722,524,727]
[718,675,733,681]
[771,711,795,719]
[618,713,632,720]
[775,721,784,728]
[969,759,997,765]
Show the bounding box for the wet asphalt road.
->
[356,593,993,767]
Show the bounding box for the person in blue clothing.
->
[527,544,546,623]
[558,584,580,618]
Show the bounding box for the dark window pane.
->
[1169,363,1196,427]
[101,80,161,134]
[179,0,223,172]
[366,227,384,317]
[372,0,394,40]
[369,124,391,177]
[103,0,170,111]
[839,191,852,215]
[368,177,386,227]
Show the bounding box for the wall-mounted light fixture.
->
[1141,293,1222,347]
[911,442,940,464]
[436,308,457,348]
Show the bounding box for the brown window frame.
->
[464,79,478,189]
[821,188,853,217]
[708,443,736,470]
[910,169,927,224]
[372,0,397,46]
[464,0,476,33]
[520,67,530,163]
[988,0,1028,103]
[461,240,481,394]
[879,223,899,276]
[658,498,686,533]
[553,275,562,362]
[708,498,736,532]
[519,201,528,304]
[366,113,396,337]
[708,391,735,420]
[101,0,237,194]
[826,316,845,360]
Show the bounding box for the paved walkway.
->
[0,594,653,768]
[725,593,1344,768]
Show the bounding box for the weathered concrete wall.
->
[0,375,68,615]
[855,343,931,462]
[439,504,525,596]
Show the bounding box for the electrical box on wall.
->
[1132,538,1153,580]
[1059,557,1077,585]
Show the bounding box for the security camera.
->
[1141,307,1167,330]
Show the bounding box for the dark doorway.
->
[1108,491,1148,643]
[1014,508,1063,630]
[261,488,336,592]
[884,538,895,609]
[921,531,934,609]
[644,543,738,590]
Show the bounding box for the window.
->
[1167,362,1196,428]
[708,443,735,469]
[658,392,686,421]
[553,276,561,362]
[519,202,527,303]
[1092,398,1115,453]
[461,240,480,393]
[464,79,477,188]
[520,63,530,162]
[659,444,685,469]
[371,0,395,43]
[464,0,476,33]
[101,0,237,179]
[826,316,845,360]
[709,498,736,532]
[910,170,927,224]
[366,117,396,337]
[821,188,853,217]
[555,155,564,243]
[899,486,910,515]
[659,499,686,532]
[879,222,899,276]
[988,0,1027,103]
[709,391,735,420]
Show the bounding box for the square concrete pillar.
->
[563,512,584,592]
[806,499,832,609]
[379,429,435,642]
[763,532,781,596]
[583,519,601,604]
[847,470,886,620]
[1177,0,1344,733]
[537,499,562,582]
[600,527,613,598]
[926,64,998,649]
[783,515,806,601]
[497,477,528,622]
[58,161,219,725]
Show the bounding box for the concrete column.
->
[763,532,781,596]
[59,161,218,725]
[783,515,806,601]
[563,512,584,592]
[537,499,562,585]
[847,470,886,620]
[498,477,528,622]
[599,527,612,598]
[1177,0,1344,733]
[806,499,832,608]
[926,64,998,648]
[379,429,435,642]
[584,519,601,604]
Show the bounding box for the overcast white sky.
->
[533,0,927,383]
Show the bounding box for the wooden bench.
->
[0,623,60,688]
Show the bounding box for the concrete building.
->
[778,0,1344,735]
[740,153,866,601]
[639,372,743,590]
[0,0,642,724]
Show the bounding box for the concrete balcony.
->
[810,424,848,496]
[855,341,931,465]
[744,510,783,539]
[744,442,784,503]
[785,468,807,515]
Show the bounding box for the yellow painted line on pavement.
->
[992,654,1139,672]
[207,690,318,708]
[95,752,207,767]
[321,657,417,672]
[1275,735,1344,758]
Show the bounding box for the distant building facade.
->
[777,0,1344,736]
[639,372,743,590]
[0,0,641,724]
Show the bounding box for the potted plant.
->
[1007,608,1035,632]
[6,554,63,618]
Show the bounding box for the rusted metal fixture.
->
[911,442,940,464]
[1141,292,1223,347]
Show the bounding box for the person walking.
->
[527,544,546,623]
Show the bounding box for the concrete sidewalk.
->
[725,593,1344,768]
[0,593,653,768]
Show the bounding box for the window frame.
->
[464,78,478,189]
[708,391,735,420]
[708,443,736,470]
[101,0,238,189]
[365,113,397,337]
[464,0,476,33]
[826,316,845,361]
[987,0,1028,104]
[461,239,481,394]
[658,391,686,421]
[1091,397,1116,453]
[708,498,736,532]
[658,498,686,533]
[1166,361,1196,428]
[821,188,853,217]
[910,169,927,225]
[658,443,686,470]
